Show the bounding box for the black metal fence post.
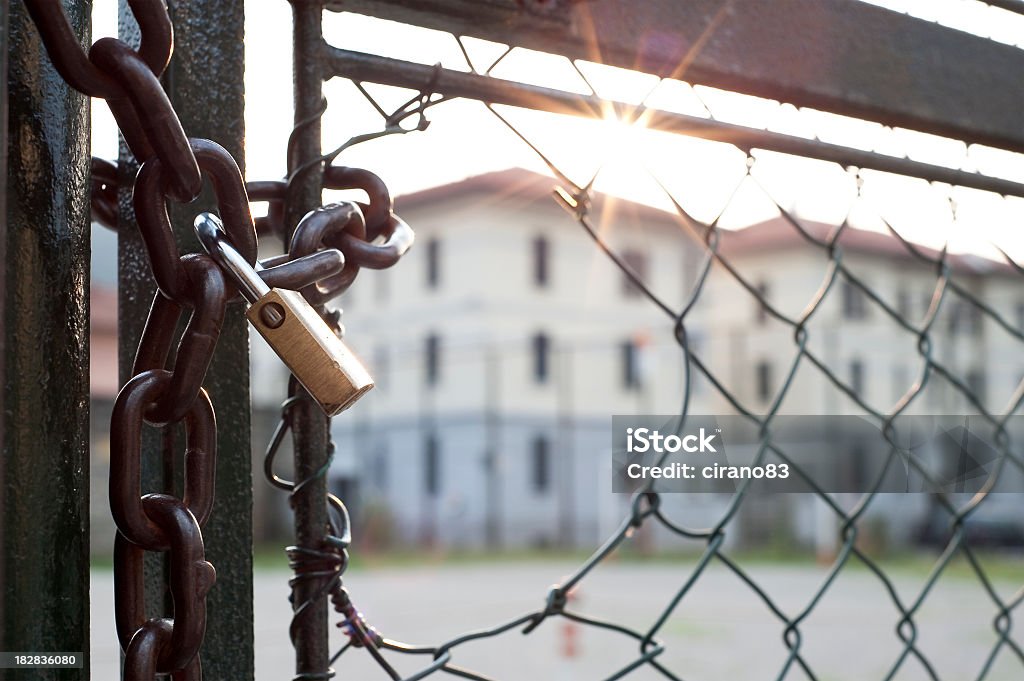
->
[165,3,255,678]
[116,1,254,678]
[0,2,91,679]
[287,1,333,676]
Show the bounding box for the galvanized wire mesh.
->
[280,12,1024,681]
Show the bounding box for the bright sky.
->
[90,1,1024,260]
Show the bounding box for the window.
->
[756,361,772,402]
[621,250,648,297]
[969,304,983,336]
[944,301,960,334]
[531,436,550,493]
[841,280,867,319]
[424,434,440,497]
[373,443,388,490]
[946,303,962,333]
[966,369,987,406]
[532,332,550,383]
[621,341,641,390]
[374,345,390,390]
[755,281,769,325]
[850,359,865,395]
[948,300,980,335]
[895,286,911,318]
[533,236,550,288]
[426,238,440,288]
[425,334,440,386]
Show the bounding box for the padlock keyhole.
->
[260,302,286,329]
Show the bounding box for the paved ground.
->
[91,560,1023,680]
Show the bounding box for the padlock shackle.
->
[195,212,271,303]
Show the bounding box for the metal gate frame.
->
[3,1,1024,680]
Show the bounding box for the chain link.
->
[26,1,413,678]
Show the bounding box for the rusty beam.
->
[322,47,1024,199]
[330,0,1024,153]
[985,0,1024,15]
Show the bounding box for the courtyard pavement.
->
[90,559,1023,680]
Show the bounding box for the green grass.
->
[90,544,1023,584]
[268,544,1024,581]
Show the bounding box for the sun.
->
[598,112,646,170]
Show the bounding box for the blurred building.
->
[90,168,1024,555]
[706,218,1024,417]
[318,169,709,550]
[312,168,1024,552]
[89,285,119,554]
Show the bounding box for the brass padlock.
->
[195,213,373,415]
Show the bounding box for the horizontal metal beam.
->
[985,0,1024,15]
[322,47,1024,199]
[331,0,1024,154]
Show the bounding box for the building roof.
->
[91,285,120,399]
[395,167,682,225]
[717,216,1014,277]
[396,167,1015,277]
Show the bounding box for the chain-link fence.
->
[267,3,1024,680]
[203,1,1024,679]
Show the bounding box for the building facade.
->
[253,168,1024,552]
[88,169,1024,555]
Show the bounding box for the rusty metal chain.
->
[27,3,223,676]
[25,1,412,679]
[94,165,413,305]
